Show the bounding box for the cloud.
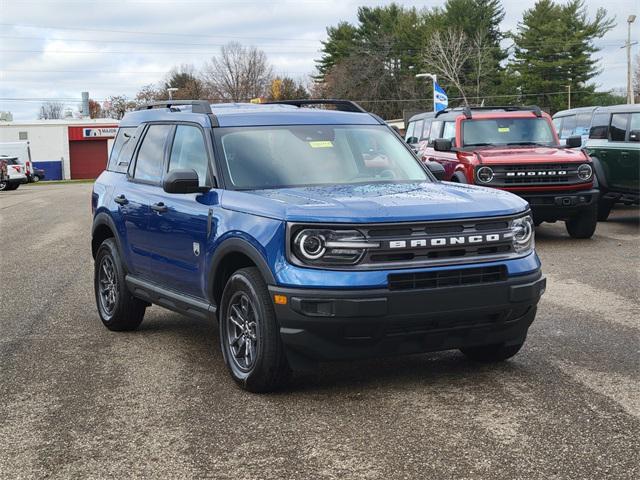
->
[0,0,636,120]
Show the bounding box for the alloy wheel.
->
[98,256,118,316]
[226,292,259,371]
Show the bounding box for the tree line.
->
[41,0,634,121]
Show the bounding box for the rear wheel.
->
[0,181,7,191]
[565,203,598,239]
[33,175,41,183]
[461,341,524,362]
[94,238,146,331]
[219,267,290,393]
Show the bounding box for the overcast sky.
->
[0,0,637,120]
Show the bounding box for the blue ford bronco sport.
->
[91,99,546,392]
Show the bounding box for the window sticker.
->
[308,141,334,148]
[498,127,510,133]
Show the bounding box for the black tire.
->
[0,181,7,191]
[33,175,40,183]
[565,203,598,239]
[219,267,290,393]
[597,198,614,221]
[461,341,524,362]
[94,238,146,331]
[451,171,467,183]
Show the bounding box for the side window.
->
[629,113,640,142]
[411,120,424,143]
[429,121,443,141]
[133,124,172,182]
[609,113,629,142]
[108,127,136,173]
[442,121,456,146]
[404,122,415,143]
[168,125,209,187]
[422,120,432,140]
[575,112,593,136]
[589,112,609,139]
[560,115,576,139]
[552,117,563,135]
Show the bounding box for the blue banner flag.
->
[434,82,448,112]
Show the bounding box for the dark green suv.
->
[585,105,639,220]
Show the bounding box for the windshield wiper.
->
[505,142,551,147]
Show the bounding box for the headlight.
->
[577,163,593,181]
[510,215,535,253]
[476,166,494,183]
[292,228,380,266]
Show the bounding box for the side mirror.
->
[426,161,446,181]
[565,135,582,148]
[163,169,202,194]
[406,136,419,145]
[433,138,452,152]
[629,130,640,142]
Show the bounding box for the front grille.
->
[388,265,507,291]
[484,163,588,187]
[357,216,516,268]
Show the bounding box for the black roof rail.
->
[435,105,543,119]
[136,100,212,114]
[263,99,368,113]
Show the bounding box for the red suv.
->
[406,106,598,239]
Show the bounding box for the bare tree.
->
[202,42,273,102]
[470,32,494,102]
[422,28,472,105]
[102,95,136,120]
[634,52,639,104]
[38,102,64,119]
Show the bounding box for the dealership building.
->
[0,118,119,180]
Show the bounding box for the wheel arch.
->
[208,238,276,308]
[91,212,124,261]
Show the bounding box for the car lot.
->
[1,183,638,479]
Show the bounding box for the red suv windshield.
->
[462,117,555,147]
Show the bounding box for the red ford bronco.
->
[405,106,598,239]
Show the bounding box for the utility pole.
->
[623,15,637,104]
[415,73,437,112]
[565,84,571,110]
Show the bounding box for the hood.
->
[474,146,588,164]
[221,182,529,223]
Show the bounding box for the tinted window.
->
[560,115,576,139]
[168,125,209,187]
[609,114,629,142]
[218,125,428,189]
[630,113,640,142]
[108,127,136,173]
[411,120,424,143]
[589,112,609,139]
[134,124,171,182]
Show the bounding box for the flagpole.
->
[416,73,438,112]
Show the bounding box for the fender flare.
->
[91,211,127,267]
[589,156,608,191]
[207,237,276,300]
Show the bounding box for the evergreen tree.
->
[508,0,614,113]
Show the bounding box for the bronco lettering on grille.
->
[388,233,506,249]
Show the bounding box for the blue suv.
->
[91,99,546,392]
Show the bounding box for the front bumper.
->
[269,270,545,362]
[515,188,598,221]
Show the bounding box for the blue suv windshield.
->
[215,125,429,190]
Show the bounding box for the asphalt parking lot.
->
[1,182,639,479]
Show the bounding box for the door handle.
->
[151,202,168,213]
[114,194,128,205]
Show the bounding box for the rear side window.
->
[404,122,416,143]
[442,121,456,145]
[609,113,629,142]
[575,112,593,136]
[108,127,136,173]
[133,124,172,183]
[168,125,209,187]
[429,121,443,141]
[630,113,640,142]
[589,112,610,139]
[422,120,432,139]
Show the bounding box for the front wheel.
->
[94,238,146,331]
[565,203,598,239]
[0,181,7,191]
[33,175,41,183]
[461,341,524,362]
[219,267,290,393]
